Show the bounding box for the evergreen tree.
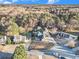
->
[12,45,27,59]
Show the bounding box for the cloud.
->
[0,0,13,4]
[48,0,59,4]
[2,1,12,4]
[0,0,18,4]
[20,0,39,2]
[0,0,59,4]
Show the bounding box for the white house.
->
[55,32,77,40]
[50,32,77,46]
[0,36,7,44]
[13,35,29,43]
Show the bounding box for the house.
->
[0,35,28,44]
[50,32,77,45]
[55,32,77,40]
[35,31,43,41]
[13,35,29,43]
[0,36,7,44]
[31,26,43,41]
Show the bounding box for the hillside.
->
[0,5,79,36]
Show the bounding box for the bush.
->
[12,45,27,59]
[15,41,25,44]
[6,38,12,44]
[77,36,79,41]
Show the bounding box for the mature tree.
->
[7,22,19,36]
[39,13,55,28]
[0,17,9,35]
[12,45,27,59]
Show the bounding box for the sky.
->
[0,0,79,4]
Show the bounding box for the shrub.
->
[77,36,79,41]
[6,38,12,44]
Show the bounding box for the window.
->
[64,34,69,38]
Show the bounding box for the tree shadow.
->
[0,51,12,59]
